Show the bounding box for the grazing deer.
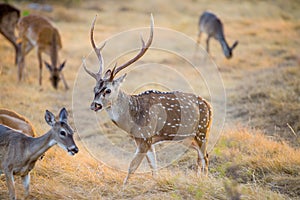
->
[17,14,69,90]
[0,108,79,200]
[0,3,20,65]
[197,11,238,59]
[0,108,36,137]
[83,15,213,184]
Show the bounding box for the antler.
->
[83,15,106,81]
[111,14,154,79]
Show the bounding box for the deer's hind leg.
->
[191,135,208,176]
[21,173,30,199]
[17,39,33,81]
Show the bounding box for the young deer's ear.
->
[59,60,67,71]
[45,110,56,126]
[113,73,127,86]
[59,107,68,122]
[44,61,53,71]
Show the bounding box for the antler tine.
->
[113,14,154,77]
[82,57,97,80]
[90,15,105,79]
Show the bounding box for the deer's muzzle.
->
[91,102,102,112]
[67,145,79,156]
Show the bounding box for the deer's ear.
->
[103,69,111,80]
[59,60,67,71]
[59,107,68,122]
[44,61,52,71]
[45,110,56,126]
[231,41,238,50]
[113,73,127,85]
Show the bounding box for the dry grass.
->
[212,128,300,198]
[228,66,300,147]
[0,0,300,199]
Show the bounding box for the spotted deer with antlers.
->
[83,15,213,184]
[17,15,69,90]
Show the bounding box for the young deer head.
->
[44,108,78,155]
[83,15,212,185]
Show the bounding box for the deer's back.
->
[0,3,20,21]
[130,90,212,140]
[0,109,36,136]
[0,125,28,159]
[199,11,224,40]
[18,15,62,50]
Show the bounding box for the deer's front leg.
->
[37,49,43,85]
[22,173,30,199]
[124,139,150,185]
[196,31,202,45]
[4,168,16,200]
[60,72,69,90]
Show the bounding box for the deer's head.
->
[44,61,66,89]
[44,107,79,156]
[83,15,153,112]
[224,40,238,59]
[44,31,67,89]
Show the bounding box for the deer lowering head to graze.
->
[0,108,78,200]
[0,108,36,137]
[0,3,21,65]
[83,15,213,185]
[197,11,238,59]
[17,14,69,90]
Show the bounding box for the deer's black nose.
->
[68,146,79,155]
[91,102,102,111]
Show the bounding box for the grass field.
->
[0,0,300,199]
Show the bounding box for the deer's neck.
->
[106,90,131,131]
[219,38,231,57]
[27,130,55,161]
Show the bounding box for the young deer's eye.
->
[60,130,67,137]
[105,89,111,94]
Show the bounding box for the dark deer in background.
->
[17,14,69,90]
[0,108,78,200]
[0,3,20,65]
[197,11,238,59]
[83,15,213,184]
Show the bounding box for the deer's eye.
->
[60,130,67,137]
[105,89,111,94]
